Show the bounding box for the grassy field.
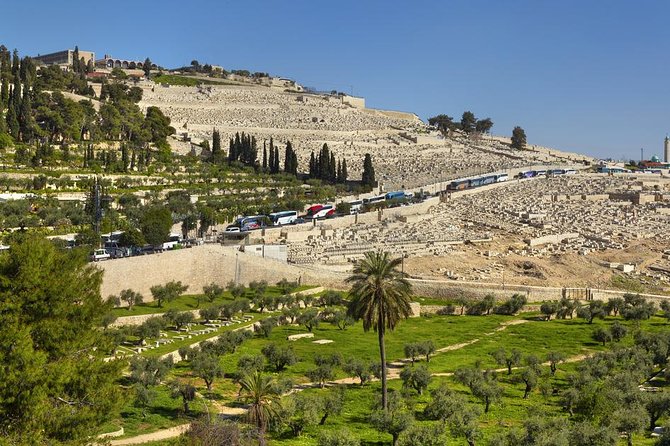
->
[111,311,670,445]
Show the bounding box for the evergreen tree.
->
[73,46,81,73]
[19,86,33,142]
[273,147,280,174]
[228,138,235,163]
[309,151,316,178]
[341,158,348,183]
[6,87,19,139]
[337,160,342,183]
[330,152,337,182]
[460,111,477,134]
[211,128,221,160]
[11,49,19,80]
[0,235,124,443]
[0,46,10,109]
[511,126,527,150]
[362,153,376,190]
[319,143,330,180]
[143,57,152,77]
[262,141,268,170]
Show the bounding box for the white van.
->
[91,249,110,262]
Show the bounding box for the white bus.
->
[269,210,298,226]
[348,200,363,214]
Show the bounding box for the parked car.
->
[91,248,110,262]
[225,225,241,233]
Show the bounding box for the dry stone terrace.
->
[140,84,590,190]
[287,174,670,266]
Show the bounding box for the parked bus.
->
[235,215,268,231]
[269,210,298,226]
[307,204,335,219]
[384,191,406,201]
[363,194,386,205]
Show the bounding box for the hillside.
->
[139,82,594,190]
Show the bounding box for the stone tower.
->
[665,135,670,163]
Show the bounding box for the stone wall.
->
[97,244,348,300]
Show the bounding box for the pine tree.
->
[511,126,527,150]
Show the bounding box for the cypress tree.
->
[72,46,81,73]
[291,151,298,176]
[19,86,33,142]
[284,141,293,174]
[0,46,10,109]
[262,141,268,171]
[6,87,19,139]
[319,143,330,180]
[337,159,342,183]
[273,147,280,174]
[330,152,336,183]
[121,144,129,172]
[341,158,348,183]
[211,128,221,158]
[362,153,376,190]
[309,151,316,178]
[228,138,235,163]
[11,50,19,79]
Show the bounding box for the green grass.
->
[114,312,670,445]
[153,74,237,86]
[141,315,262,358]
[112,285,317,317]
[112,384,209,439]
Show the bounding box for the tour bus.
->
[161,234,182,250]
[235,215,268,231]
[269,210,298,226]
[363,194,386,205]
[495,173,509,182]
[384,191,406,201]
[348,200,363,214]
[306,204,335,219]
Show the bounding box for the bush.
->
[318,429,360,446]
[437,304,455,315]
[0,132,13,150]
[495,294,527,315]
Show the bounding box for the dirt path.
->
[109,424,190,445]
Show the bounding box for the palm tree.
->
[346,251,413,411]
[238,371,281,445]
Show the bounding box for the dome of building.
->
[651,155,660,162]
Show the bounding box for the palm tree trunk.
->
[378,323,387,411]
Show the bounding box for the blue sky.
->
[4,0,669,159]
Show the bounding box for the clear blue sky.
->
[4,0,669,160]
